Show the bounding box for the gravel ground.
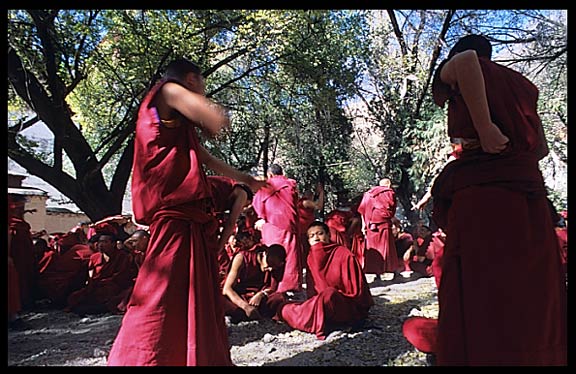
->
[7,275,438,366]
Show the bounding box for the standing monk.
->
[357,177,399,281]
[107,58,266,366]
[252,164,302,294]
[430,34,566,365]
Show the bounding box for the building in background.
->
[8,170,89,235]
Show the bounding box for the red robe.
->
[66,249,138,314]
[431,57,567,365]
[357,186,399,274]
[429,232,446,289]
[408,235,434,278]
[9,217,36,309]
[107,80,232,366]
[325,208,352,248]
[297,198,316,235]
[555,227,567,275]
[252,174,302,293]
[221,249,285,319]
[278,242,374,340]
[36,244,96,306]
[208,175,242,285]
[8,255,21,320]
[348,203,366,268]
[297,198,316,261]
[395,231,414,272]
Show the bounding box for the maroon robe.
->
[8,255,21,319]
[431,57,567,365]
[297,198,316,261]
[208,175,243,285]
[36,244,96,306]
[357,186,399,274]
[408,235,434,278]
[9,216,36,309]
[221,249,285,319]
[66,249,138,314]
[325,208,352,248]
[347,202,366,267]
[107,80,232,366]
[252,174,302,293]
[297,198,316,235]
[278,242,374,340]
[429,232,446,289]
[396,231,414,272]
[555,227,567,276]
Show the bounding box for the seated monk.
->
[221,231,287,323]
[36,232,96,307]
[66,230,138,315]
[116,229,150,312]
[277,221,374,340]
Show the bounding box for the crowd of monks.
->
[8,173,442,322]
[8,171,568,357]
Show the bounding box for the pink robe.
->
[278,242,373,340]
[357,186,399,274]
[431,57,566,365]
[252,174,302,293]
[107,80,232,366]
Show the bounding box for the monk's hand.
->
[254,219,265,231]
[477,121,509,154]
[244,305,261,320]
[248,292,265,307]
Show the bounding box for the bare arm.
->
[441,50,509,154]
[222,254,251,309]
[161,82,230,136]
[198,146,268,192]
[217,189,248,253]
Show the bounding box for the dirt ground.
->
[7,275,438,366]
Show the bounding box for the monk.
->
[8,195,22,323]
[207,175,254,284]
[107,58,266,366]
[278,221,374,340]
[554,210,567,278]
[66,231,138,315]
[8,195,37,310]
[36,234,96,307]
[405,225,434,278]
[297,182,324,261]
[325,201,353,249]
[347,195,366,268]
[252,163,303,294]
[221,235,287,323]
[357,177,399,281]
[430,34,566,365]
[117,229,150,312]
[391,217,414,275]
